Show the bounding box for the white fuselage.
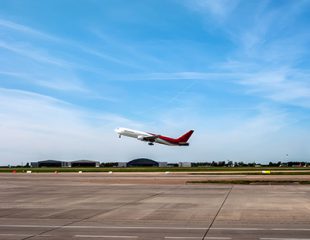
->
[115,127,150,138]
[114,127,175,145]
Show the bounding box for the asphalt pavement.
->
[0,173,309,240]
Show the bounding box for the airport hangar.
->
[31,160,100,168]
[118,159,191,167]
[29,158,188,168]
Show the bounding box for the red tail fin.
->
[177,130,194,142]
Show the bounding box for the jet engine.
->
[137,135,145,141]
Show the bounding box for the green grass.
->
[0,167,310,173]
[190,171,310,175]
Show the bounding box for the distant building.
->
[167,163,179,167]
[158,162,168,167]
[127,158,159,167]
[31,160,99,168]
[31,160,70,168]
[117,160,167,168]
[117,162,127,168]
[70,160,100,167]
[179,162,192,167]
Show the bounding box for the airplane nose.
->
[115,128,121,133]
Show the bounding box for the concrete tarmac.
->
[0,173,309,240]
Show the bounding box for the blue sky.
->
[1,0,310,164]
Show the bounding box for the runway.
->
[0,173,309,239]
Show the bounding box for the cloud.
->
[0,19,60,41]
[105,71,251,82]
[90,29,163,70]
[0,40,72,67]
[132,71,248,81]
[0,64,90,93]
[182,1,310,109]
[183,0,240,21]
[1,5,310,165]
[190,106,310,162]
[0,18,144,71]
[0,20,97,94]
[1,87,309,165]
[0,88,145,165]
[239,69,310,108]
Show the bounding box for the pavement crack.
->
[201,186,233,240]
[20,189,167,240]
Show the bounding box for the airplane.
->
[115,127,194,146]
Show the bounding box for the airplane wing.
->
[139,135,160,142]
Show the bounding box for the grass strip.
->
[1,167,310,173]
[190,172,310,175]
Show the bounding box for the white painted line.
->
[205,238,232,240]
[165,237,201,239]
[212,227,267,231]
[276,229,310,232]
[75,235,138,238]
[261,238,310,240]
[0,224,206,230]
[271,192,307,194]
[213,227,310,231]
[0,233,30,236]
[165,237,231,240]
[0,224,310,232]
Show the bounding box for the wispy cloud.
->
[0,40,71,67]
[0,19,98,95]
[183,0,240,21]
[239,69,310,108]
[0,87,143,164]
[1,2,310,164]
[0,19,60,41]
[182,1,310,109]
[0,18,146,71]
[0,86,309,164]
[90,29,164,71]
[128,71,249,81]
[0,64,89,93]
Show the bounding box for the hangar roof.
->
[127,158,159,167]
[38,160,64,163]
[70,160,99,163]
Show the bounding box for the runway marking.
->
[271,192,307,194]
[75,235,138,238]
[0,224,205,230]
[165,237,231,240]
[261,238,310,240]
[0,224,310,232]
[165,237,201,239]
[213,228,310,231]
[204,237,231,240]
[204,238,231,240]
[0,233,31,236]
[271,228,310,231]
